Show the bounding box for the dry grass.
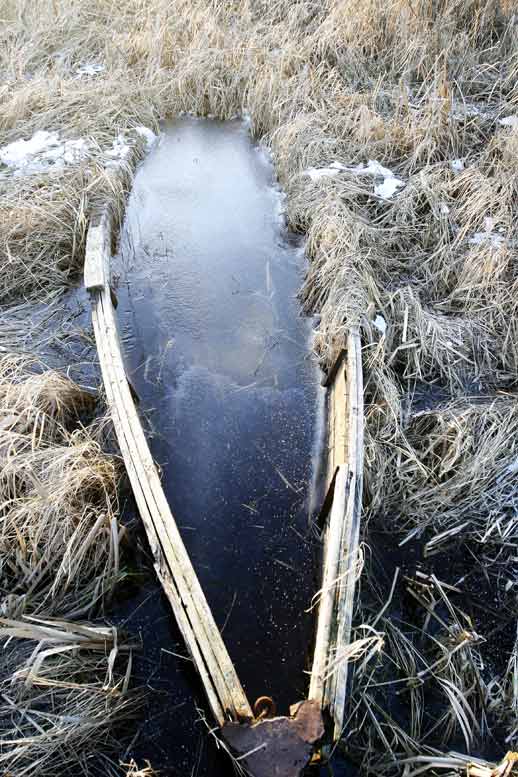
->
[0,617,135,777]
[0,355,124,619]
[0,356,133,774]
[0,0,517,773]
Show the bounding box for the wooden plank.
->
[326,353,347,493]
[309,327,364,740]
[308,464,350,705]
[97,289,251,722]
[327,328,364,739]
[84,212,110,292]
[86,218,253,726]
[321,349,346,388]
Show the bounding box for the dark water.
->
[113,117,325,773]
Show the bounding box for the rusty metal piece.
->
[222,699,324,777]
[253,695,277,719]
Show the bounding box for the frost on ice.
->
[0,130,90,175]
[304,158,404,199]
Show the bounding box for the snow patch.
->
[304,158,404,199]
[75,63,105,78]
[373,315,387,335]
[374,176,404,199]
[498,115,518,128]
[469,217,505,248]
[1,126,159,178]
[134,126,157,149]
[304,161,347,181]
[356,160,394,178]
[0,130,90,175]
[451,159,465,172]
[105,134,132,168]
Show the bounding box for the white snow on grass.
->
[469,217,505,248]
[134,126,157,149]
[304,161,346,180]
[356,160,404,199]
[373,314,387,335]
[75,63,105,78]
[0,126,159,176]
[0,130,90,175]
[304,158,404,199]
[498,115,518,128]
[374,176,404,199]
[355,159,394,178]
[105,134,132,166]
[305,167,341,181]
[450,158,465,172]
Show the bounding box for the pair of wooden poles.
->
[84,212,364,745]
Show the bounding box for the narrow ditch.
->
[111,117,325,772]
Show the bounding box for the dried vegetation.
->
[1,0,517,773]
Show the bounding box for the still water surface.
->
[114,117,324,773]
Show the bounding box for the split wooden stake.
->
[309,328,364,740]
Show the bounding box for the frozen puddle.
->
[115,117,322,773]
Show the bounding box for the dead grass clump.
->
[0,353,94,431]
[366,397,518,558]
[0,618,134,777]
[0,163,134,302]
[344,572,515,776]
[0,356,122,617]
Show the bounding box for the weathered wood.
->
[327,327,364,739]
[85,215,253,726]
[321,349,346,388]
[84,212,110,292]
[308,465,350,706]
[316,465,339,527]
[309,327,364,740]
[325,352,348,493]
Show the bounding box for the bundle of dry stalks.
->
[364,396,518,558]
[0,618,134,777]
[343,572,517,775]
[0,355,123,618]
